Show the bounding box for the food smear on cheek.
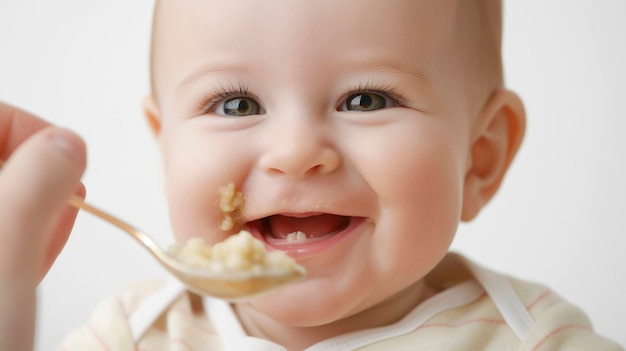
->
[219,182,244,231]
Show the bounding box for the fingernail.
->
[46,128,85,163]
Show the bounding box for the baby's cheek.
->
[165,173,225,245]
[384,148,463,238]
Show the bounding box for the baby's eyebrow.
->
[175,61,248,95]
[356,60,433,88]
[174,58,433,96]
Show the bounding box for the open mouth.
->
[247,213,353,246]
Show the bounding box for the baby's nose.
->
[258,121,341,180]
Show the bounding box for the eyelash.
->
[341,82,406,109]
[198,83,257,114]
[197,82,406,114]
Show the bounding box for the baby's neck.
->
[233,280,438,351]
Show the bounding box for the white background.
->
[0,1,624,349]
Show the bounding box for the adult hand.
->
[0,101,86,350]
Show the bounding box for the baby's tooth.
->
[286,231,307,242]
[296,231,306,240]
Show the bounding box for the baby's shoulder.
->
[58,278,223,351]
[116,278,175,314]
[506,277,623,350]
[56,280,153,351]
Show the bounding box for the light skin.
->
[0,103,86,350]
[0,0,524,350]
[145,0,525,350]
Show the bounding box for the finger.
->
[0,102,87,283]
[0,101,52,158]
[41,183,86,281]
[0,127,86,286]
[0,102,86,195]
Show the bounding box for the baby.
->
[0,0,622,350]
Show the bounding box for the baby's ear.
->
[461,89,526,221]
[143,95,161,136]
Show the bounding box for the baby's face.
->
[150,0,480,327]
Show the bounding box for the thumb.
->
[0,127,86,286]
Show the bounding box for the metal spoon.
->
[0,159,305,299]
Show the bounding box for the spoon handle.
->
[0,159,171,266]
[66,194,165,254]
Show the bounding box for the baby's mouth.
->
[255,214,351,245]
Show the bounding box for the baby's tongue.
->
[267,214,348,239]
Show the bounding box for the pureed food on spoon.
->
[169,183,304,276]
[168,230,302,274]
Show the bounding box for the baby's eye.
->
[215,97,262,116]
[340,92,392,112]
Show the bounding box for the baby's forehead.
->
[153,0,466,34]
[150,0,501,105]
[151,0,477,53]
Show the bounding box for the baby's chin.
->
[237,275,367,328]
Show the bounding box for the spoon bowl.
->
[67,194,306,299]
